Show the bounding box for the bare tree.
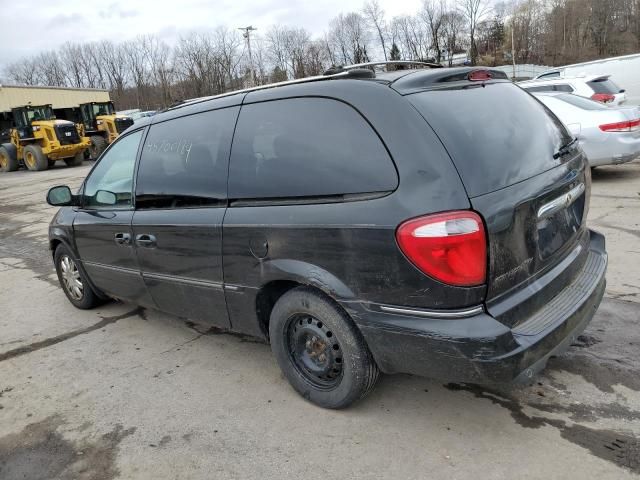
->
[459,0,492,65]
[441,9,466,65]
[421,0,446,63]
[363,0,389,60]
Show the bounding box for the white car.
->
[532,53,640,105]
[532,92,640,167]
[519,75,627,105]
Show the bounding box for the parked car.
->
[47,66,607,409]
[131,110,157,123]
[519,75,627,105]
[534,53,640,106]
[532,92,640,167]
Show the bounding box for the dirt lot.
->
[1,160,639,479]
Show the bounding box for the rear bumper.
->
[351,229,607,384]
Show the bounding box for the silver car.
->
[532,92,640,166]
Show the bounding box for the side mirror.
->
[46,185,75,206]
[95,190,117,206]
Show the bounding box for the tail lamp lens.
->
[591,93,615,103]
[396,211,487,286]
[599,119,640,132]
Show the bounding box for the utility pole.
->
[239,26,257,86]
[511,20,516,80]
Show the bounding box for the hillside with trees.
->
[3,0,639,110]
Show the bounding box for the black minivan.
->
[47,65,607,408]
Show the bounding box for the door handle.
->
[114,232,131,246]
[135,234,157,248]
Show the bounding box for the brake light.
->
[468,70,492,81]
[591,93,615,103]
[599,119,640,132]
[396,211,487,286]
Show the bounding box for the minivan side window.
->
[228,98,397,200]
[136,107,239,209]
[83,129,143,209]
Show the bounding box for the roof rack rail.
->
[167,70,351,111]
[336,60,443,72]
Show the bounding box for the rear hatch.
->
[406,80,590,327]
[588,76,627,105]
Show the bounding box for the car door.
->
[131,106,239,328]
[73,128,151,305]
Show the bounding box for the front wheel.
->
[54,244,101,309]
[23,144,48,171]
[269,287,379,409]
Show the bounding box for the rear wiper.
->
[553,137,578,159]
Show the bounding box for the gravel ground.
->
[0,160,639,479]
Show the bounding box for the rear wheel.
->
[23,144,48,171]
[89,135,107,160]
[0,144,19,172]
[54,244,102,309]
[64,152,84,167]
[269,287,379,409]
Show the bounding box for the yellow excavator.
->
[0,104,90,172]
[77,101,134,159]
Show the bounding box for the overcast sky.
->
[0,0,422,69]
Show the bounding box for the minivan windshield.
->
[408,82,573,197]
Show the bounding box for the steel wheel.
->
[60,255,83,301]
[0,153,7,170]
[286,313,343,389]
[24,150,36,169]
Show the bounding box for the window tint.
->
[556,93,607,111]
[84,129,143,208]
[136,107,239,209]
[228,98,397,199]
[554,84,574,92]
[409,82,572,197]
[587,78,620,94]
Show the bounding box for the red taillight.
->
[599,119,640,132]
[468,70,492,81]
[591,93,615,103]
[396,211,487,286]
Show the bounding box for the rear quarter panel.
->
[223,80,484,337]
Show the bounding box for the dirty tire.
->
[89,135,107,160]
[23,144,48,171]
[0,144,19,172]
[269,287,379,409]
[64,152,84,167]
[54,243,102,309]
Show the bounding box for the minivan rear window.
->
[408,82,572,197]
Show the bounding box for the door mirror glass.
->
[46,185,74,206]
[95,190,117,206]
